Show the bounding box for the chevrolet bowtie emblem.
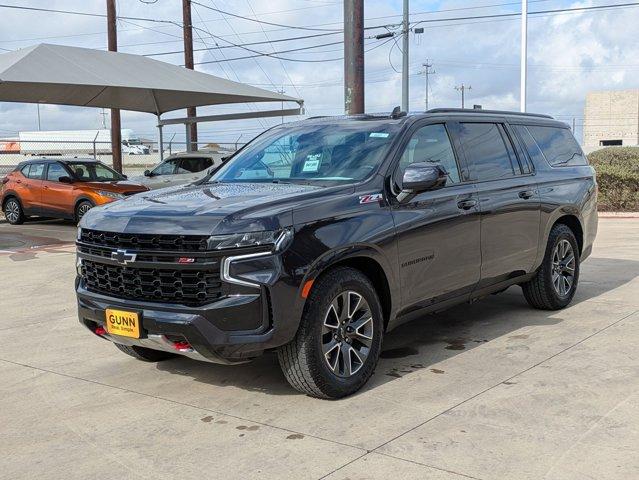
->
[111,249,137,265]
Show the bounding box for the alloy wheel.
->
[321,290,373,378]
[77,203,92,220]
[551,239,575,296]
[5,200,19,223]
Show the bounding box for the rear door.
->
[17,162,45,215]
[455,121,540,288]
[390,121,481,309]
[41,162,75,217]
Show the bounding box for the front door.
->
[455,121,541,288]
[390,122,481,311]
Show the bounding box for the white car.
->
[132,152,225,189]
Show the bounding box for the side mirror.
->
[397,162,447,202]
[58,176,74,184]
[143,170,152,177]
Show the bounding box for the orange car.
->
[1,158,149,224]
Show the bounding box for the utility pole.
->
[106,0,122,173]
[100,109,108,129]
[183,0,198,151]
[520,0,527,112]
[401,0,409,112]
[277,87,285,124]
[419,61,435,111]
[455,84,472,109]
[344,0,364,115]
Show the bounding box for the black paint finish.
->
[76,111,597,362]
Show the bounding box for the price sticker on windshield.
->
[302,154,322,172]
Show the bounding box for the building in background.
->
[583,89,639,150]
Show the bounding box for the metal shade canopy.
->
[0,44,302,114]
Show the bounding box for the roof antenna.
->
[391,106,406,119]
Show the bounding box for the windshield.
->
[67,162,124,182]
[213,120,401,185]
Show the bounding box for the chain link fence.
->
[0,138,244,177]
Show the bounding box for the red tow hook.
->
[172,340,192,352]
[94,325,107,336]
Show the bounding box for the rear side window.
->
[22,163,45,179]
[458,123,517,181]
[525,126,587,167]
[177,157,213,173]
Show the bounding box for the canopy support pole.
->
[185,123,193,152]
[157,115,164,162]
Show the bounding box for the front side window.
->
[177,157,213,173]
[525,125,587,167]
[67,162,123,182]
[46,163,69,182]
[152,159,180,176]
[213,120,402,185]
[397,123,460,184]
[458,123,517,182]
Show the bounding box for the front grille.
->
[80,259,222,306]
[80,229,209,252]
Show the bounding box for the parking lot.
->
[1,217,637,480]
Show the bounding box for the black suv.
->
[76,109,597,398]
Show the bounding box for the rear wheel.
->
[522,224,580,310]
[75,200,94,222]
[114,343,175,362]
[3,197,24,225]
[277,267,384,399]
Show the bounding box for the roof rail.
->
[425,108,553,119]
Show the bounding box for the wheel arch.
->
[1,191,21,210]
[302,246,396,331]
[552,214,584,255]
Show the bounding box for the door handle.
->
[518,190,535,199]
[457,199,477,210]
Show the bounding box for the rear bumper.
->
[76,275,302,364]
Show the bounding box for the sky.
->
[1,0,639,146]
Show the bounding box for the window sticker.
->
[302,154,322,172]
[369,132,389,138]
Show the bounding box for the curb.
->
[598,212,639,218]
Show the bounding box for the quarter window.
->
[525,125,587,167]
[458,123,517,181]
[397,124,460,184]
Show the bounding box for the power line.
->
[191,1,341,32]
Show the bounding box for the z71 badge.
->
[359,193,383,204]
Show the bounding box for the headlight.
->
[97,190,125,200]
[207,228,293,251]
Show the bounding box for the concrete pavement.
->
[1,218,637,479]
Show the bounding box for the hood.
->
[83,180,148,193]
[80,181,325,235]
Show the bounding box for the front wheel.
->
[75,200,94,222]
[277,267,384,399]
[522,224,580,310]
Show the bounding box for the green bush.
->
[587,147,639,211]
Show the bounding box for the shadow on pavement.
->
[155,256,639,397]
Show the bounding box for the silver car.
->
[133,152,225,190]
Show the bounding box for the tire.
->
[522,224,580,310]
[3,197,25,225]
[114,343,175,362]
[277,267,384,399]
[75,200,94,222]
